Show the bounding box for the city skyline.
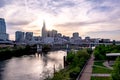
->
[0,0,120,40]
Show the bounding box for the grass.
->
[91,76,112,80]
[92,66,112,73]
[94,61,105,67]
[92,61,113,73]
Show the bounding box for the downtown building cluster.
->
[0,18,119,47]
[15,21,113,46]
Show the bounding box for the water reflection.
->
[0,50,66,80]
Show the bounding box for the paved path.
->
[92,74,111,77]
[79,54,94,80]
[103,61,113,70]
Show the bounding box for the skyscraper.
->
[15,31,25,42]
[42,21,47,38]
[25,32,33,41]
[0,18,6,33]
[73,32,79,38]
[51,30,57,37]
[47,30,57,37]
[0,18,9,40]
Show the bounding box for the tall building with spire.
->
[0,18,9,40]
[42,21,47,38]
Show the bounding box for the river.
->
[0,50,66,80]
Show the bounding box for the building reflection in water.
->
[0,50,66,80]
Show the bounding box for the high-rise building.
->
[42,21,47,38]
[73,32,79,38]
[25,32,33,41]
[47,31,52,37]
[0,18,6,33]
[33,36,41,41]
[56,33,62,37]
[85,36,90,40]
[0,18,9,40]
[47,30,57,37]
[41,21,58,38]
[52,30,57,37]
[15,31,25,42]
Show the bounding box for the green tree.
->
[111,57,120,80]
[50,49,90,80]
[42,44,51,52]
[67,51,75,64]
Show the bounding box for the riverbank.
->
[0,50,66,80]
[48,49,92,80]
[0,45,35,60]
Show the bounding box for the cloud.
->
[55,20,109,27]
[0,0,6,8]
[86,30,120,40]
[0,0,120,40]
[87,6,113,15]
[7,20,30,26]
[87,0,120,20]
[87,30,120,34]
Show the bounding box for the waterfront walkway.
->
[79,54,94,80]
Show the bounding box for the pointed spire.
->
[42,20,47,37]
[43,20,46,28]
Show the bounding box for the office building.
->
[56,33,62,37]
[73,32,79,38]
[0,18,9,40]
[42,21,47,38]
[15,31,25,42]
[25,32,33,41]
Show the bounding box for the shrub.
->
[111,57,120,80]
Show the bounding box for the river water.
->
[0,50,66,80]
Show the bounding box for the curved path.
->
[103,61,113,70]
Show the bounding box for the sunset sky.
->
[0,0,120,40]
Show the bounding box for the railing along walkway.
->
[76,54,94,80]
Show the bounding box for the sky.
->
[0,0,120,40]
